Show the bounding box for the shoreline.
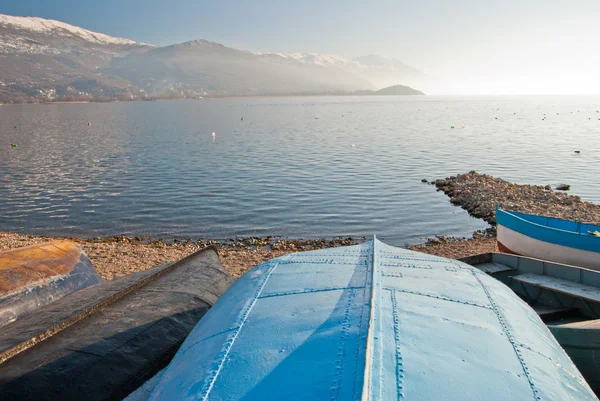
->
[3,93,424,106]
[0,232,496,280]
[4,171,595,280]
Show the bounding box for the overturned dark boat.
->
[0,244,232,401]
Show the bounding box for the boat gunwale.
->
[460,252,600,275]
[461,252,600,329]
[496,207,600,252]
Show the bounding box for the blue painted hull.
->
[147,238,597,401]
[497,207,600,270]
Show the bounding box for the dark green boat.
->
[462,252,600,394]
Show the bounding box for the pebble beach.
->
[0,232,499,280]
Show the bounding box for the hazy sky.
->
[3,0,600,95]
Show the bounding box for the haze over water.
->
[1,95,600,245]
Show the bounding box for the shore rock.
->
[435,171,600,225]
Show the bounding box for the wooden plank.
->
[475,262,514,275]
[513,273,600,303]
[531,306,579,322]
[550,318,600,329]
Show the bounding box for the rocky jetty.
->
[434,171,600,225]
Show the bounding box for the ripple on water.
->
[1,96,599,244]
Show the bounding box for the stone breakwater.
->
[434,171,600,225]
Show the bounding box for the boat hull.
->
[147,239,598,401]
[0,246,233,401]
[496,207,600,271]
[461,251,600,394]
[498,225,600,271]
[0,241,101,327]
[549,324,600,392]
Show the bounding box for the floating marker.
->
[10,143,17,147]
[212,132,216,137]
[450,126,455,129]
[351,144,355,148]
[575,150,581,153]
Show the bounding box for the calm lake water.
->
[1,96,600,245]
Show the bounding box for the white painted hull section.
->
[497,225,600,271]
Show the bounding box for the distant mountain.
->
[270,53,362,69]
[0,14,154,102]
[105,40,374,97]
[351,55,424,90]
[352,55,421,74]
[374,84,424,95]
[353,84,424,96]
[0,13,425,103]
[267,53,425,90]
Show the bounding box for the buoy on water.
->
[350,144,356,148]
[87,122,91,126]
[212,132,216,140]
[450,126,455,129]
[10,144,17,148]
[575,150,581,154]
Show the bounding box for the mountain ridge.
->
[0,13,424,103]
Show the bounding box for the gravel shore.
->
[0,232,496,280]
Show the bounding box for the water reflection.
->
[1,96,599,244]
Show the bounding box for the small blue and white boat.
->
[144,238,597,401]
[496,206,600,271]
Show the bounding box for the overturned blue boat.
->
[146,238,597,401]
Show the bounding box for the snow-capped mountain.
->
[264,52,362,69]
[352,55,420,73]
[0,14,147,48]
[0,13,424,103]
[262,52,424,89]
[0,14,152,57]
[351,55,424,89]
[106,40,375,97]
[0,13,155,102]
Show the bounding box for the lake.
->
[1,96,599,245]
